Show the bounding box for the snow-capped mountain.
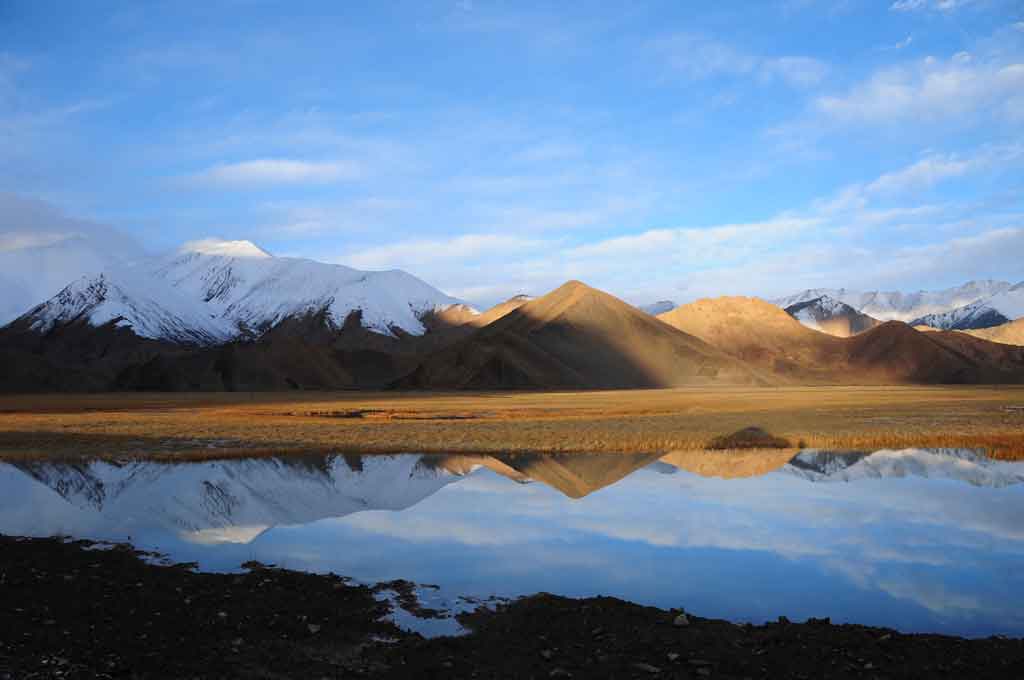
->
[1,454,464,544]
[0,194,147,326]
[0,234,143,327]
[24,272,235,345]
[783,449,1024,488]
[911,282,1024,330]
[783,294,879,337]
[639,300,676,315]
[772,280,1013,323]
[8,239,464,344]
[153,240,460,337]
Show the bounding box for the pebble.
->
[307,624,321,634]
[667,652,681,662]
[540,649,554,661]
[549,669,572,678]
[633,662,661,674]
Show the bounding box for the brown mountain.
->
[659,449,798,479]
[399,281,767,389]
[433,452,662,498]
[0,308,445,392]
[658,296,1024,384]
[962,318,1024,346]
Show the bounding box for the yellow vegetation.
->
[1,386,1023,461]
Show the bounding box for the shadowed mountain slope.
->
[399,282,767,389]
[659,297,1024,384]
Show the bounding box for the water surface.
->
[2,448,1023,638]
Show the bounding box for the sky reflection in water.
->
[1,448,1023,638]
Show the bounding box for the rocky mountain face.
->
[911,282,1024,330]
[783,295,881,337]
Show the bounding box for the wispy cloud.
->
[653,34,829,88]
[878,35,913,52]
[815,52,1024,124]
[890,0,976,12]
[343,233,552,270]
[188,159,362,188]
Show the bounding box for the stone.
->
[540,649,554,661]
[307,624,321,634]
[667,653,681,662]
[632,662,661,674]
[673,613,690,627]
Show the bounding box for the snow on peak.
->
[25,272,235,345]
[179,238,272,259]
[783,449,1024,488]
[910,284,1024,330]
[772,281,1013,322]
[9,232,464,344]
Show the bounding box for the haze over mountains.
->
[1,238,1022,391]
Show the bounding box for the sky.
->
[1,0,1023,308]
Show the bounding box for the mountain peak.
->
[179,238,272,259]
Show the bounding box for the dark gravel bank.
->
[2,535,1022,679]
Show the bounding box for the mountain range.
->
[1,238,1022,391]
[771,280,1014,324]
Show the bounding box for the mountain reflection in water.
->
[2,448,1023,638]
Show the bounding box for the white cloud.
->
[260,197,411,236]
[342,233,552,270]
[189,159,362,187]
[879,35,914,52]
[865,155,974,194]
[815,52,1024,124]
[0,230,72,253]
[566,217,818,261]
[761,56,830,87]
[890,0,976,11]
[653,34,827,89]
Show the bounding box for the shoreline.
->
[2,535,1022,679]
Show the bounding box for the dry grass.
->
[0,386,1023,460]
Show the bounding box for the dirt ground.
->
[1,536,1022,679]
[1,386,1023,460]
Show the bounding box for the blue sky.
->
[1,0,1022,307]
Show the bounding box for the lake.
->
[1,448,1022,638]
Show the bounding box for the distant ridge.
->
[911,282,1024,330]
[659,296,1024,384]
[772,280,1012,322]
[783,295,881,337]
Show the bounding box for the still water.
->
[2,448,1023,638]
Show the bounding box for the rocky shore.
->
[1,535,1022,679]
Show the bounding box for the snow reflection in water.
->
[1,448,1023,638]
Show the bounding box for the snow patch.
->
[179,238,272,259]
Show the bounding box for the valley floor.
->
[1,386,1024,460]
[1,535,1022,679]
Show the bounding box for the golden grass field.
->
[1,385,1023,461]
